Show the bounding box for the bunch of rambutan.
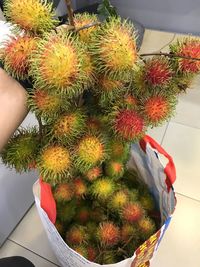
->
[1,0,200,264]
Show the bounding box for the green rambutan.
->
[74,134,108,172]
[57,200,76,223]
[138,217,156,239]
[53,183,74,203]
[121,202,144,223]
[97,222,120,247]
[111,109,146,141]
[74,13,100,43]
[28,89,65,121]
[170,38,200,73]
[108,138,130,162]
[143,57,173,87]
[66,225,88,245]
[75,206,90,224]
[73,177,87,198]
[91,17,137,81]
[1,127,39,172]
[2,35,38,80]
[108,190,129,210]
[105,160,124,179]
[52,109,86,144]
[84,166,102,181]
[71,245,88,258]
[140,194,155,212]
[37,144,72,185]
[90,177,116,201]
[4,0,58,34]
[30,32,88,97]
[142,94,177,126]
[121,224,138,243]
[101,251,117,264]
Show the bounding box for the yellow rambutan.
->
[90,177,116,201]
[108,190,129,210]
[4,0,58,34]
[38,144,72,185]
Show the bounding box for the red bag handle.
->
[140,135,176,190]
[39,178,56,224]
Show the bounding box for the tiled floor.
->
[1,29,200,267]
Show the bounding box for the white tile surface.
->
[9,205,60,266]
[171,75,200,129]
[151,194,200,267]
[139,29,175,54]
[162,122,200,201]
[147,123,169,144]
[0,240,58,267]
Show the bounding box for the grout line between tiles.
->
[170,120,200,130]
[7,239,61,267]
[160,122,170,145]
[176,192,200,203]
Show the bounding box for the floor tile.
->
[162,122,200,201]
[147,123,169,144]
[151,194,200,267]
[0,240,58,267]
[171,75,200,129]
[139,29,175,54]
[9,205,60,266]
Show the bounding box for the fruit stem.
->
[76,22,101,32]
[65,0,75,27]
[140,52,200,61]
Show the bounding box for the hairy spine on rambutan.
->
[71,245,88,258]
[56,200,76,223]
[105,160,125,179]
[1,127,39,172]
[108,190,129,211]
[75,205,90,224]
[37,144,72,185]
[97,222,120,247]
[74,134,108,172]
[90,17,137,81]
[4,0,58,34]
[111,108,146,141]
[84,166,102,181]
[137,217,156,239]
[121,202,144,223]
[2,35,38,80]
[108,138,130,162]
[121,224,138,243]
[66,225,88,245]
[73,177,87,198]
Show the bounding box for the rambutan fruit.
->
[138,217,156,239]
[170,38,200,73]
[101,251,117,264]
[30,32,87,97]
[81,52,96,88]
[90,177,116,201]
[52,110,86,144]
[55,220,65,236]
[121,202,144,223]
[2,35,38,80]
[123,93,139,109]
[75,206,90,224]
[143,57,173,87]
[4,0,58,34]
[84,166,102,182]
[108,190,129,210]
[73,177,87,198]
[57,200,76,223]
[53,183,74,203]
[74,134,107,172]
[86,245,98,262]
[72,245,88,258]
[37,144,72,185]
[142,94,177,126]
[86,222,98,238]
[105,160,124,179]
[1,127,39,172]
[28,89,65,121]
[91,17,137,81]
[74,13,100,43]
[111,109,146,141]
[90,208,107,223]
[97,222,120,247]
[108,138,130,162]
[140,194,155,212]
[66,225,88,245]
[121,224,138,243]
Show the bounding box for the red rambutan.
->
[121,202,144,223]
[73,177,87,198]
[97,222,120,247]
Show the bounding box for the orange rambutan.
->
[73,177,87,198]
[105,160,124,179]
[53,183,74,203]
[121,202,144,223]
[97,222,120,247]
[2,35,38,79]
[66,225,88,245]
[85,166,102,181]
